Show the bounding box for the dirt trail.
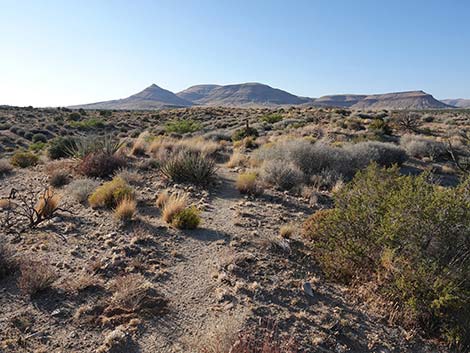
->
[140,169,248,352]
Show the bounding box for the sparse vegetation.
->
[165,119,202,134]
[17,258,57,297]
[170,206,201,229]
[67,178,100,203]
[10,151,39,168]
[236,172,262,195]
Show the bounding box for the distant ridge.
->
[70,83,455,110]
[312,91,451,110]
[442,98,470,108]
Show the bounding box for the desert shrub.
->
[18,259,57,297]
[160,150,217,184]
[156,190,170,209]
[400,134,448,161]
[232,125,259,141]
[236,172,262,195]
[114,197,136,222]
[368,118,392,135]
[70,118,105,129]
[261,160,304,190]
[226,151,248,168]
[0,244,15,279]
[67,178,100,203]
[32,133,47,143]
[47,136,77,160]
[0,159,13,177]
[165,119,201,134]
[255,140,355,179]
[114,168,142,185]
[303,164,470,349]
[68,112,81,121]
[346,141,407,168]
[170,206,201,229]
[261,113,283,124]
[67,135,125,159]
[10,151,39,168]
[29,141,46,152]
[108,274,167,314]
[49,169,70,187]
[392,112,422,132]
[78,152,126,178]
[88,177,134,208]
[161,192,188,224]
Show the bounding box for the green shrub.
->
[70,118,105,129]
[303,164,470,349]
[165,119,201,134]
[261,113,283,124]
[171,207,201,229]
[368,119,392,135]
[10,151,39,168]
[32,133,48,143]
[28,142,46,152]
[232,126,259,141]
[48,136,77,160]
[88,177,134,208]
[160,150,217,184]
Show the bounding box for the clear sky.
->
[1,0,469,107]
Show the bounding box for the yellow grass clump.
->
[88,177,134,208]
[114,197,137,222]
[156,190,170,208]
[161,192,188,224]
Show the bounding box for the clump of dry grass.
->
[64,272,104,293]
[48,169,70,188]
[108,274,167,314]
[279,224,295,239]
[226,151,248,168]
[161,192,188,224]
[88,177,134,208]
[236,172,262,195]
[114,197,137,222]
[156,190,170,208]
[34,188,61,219]
[115,168,142,185]
[17,258,57,297]
[0,158,13,177]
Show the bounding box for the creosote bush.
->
[10,151,39,168]
[171,206,201,229]
[303,164,470,349]
[165,119,201,134]
[88,177,134,208]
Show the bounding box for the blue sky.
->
[1,0,469,106]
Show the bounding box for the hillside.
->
[177,82,312,107]
[70,84,193,110]
[176,84,221,102]
[313,91,450,110]
[442,98,470,108]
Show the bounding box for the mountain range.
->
[70,83,466,110]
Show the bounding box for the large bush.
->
[160,150,217,184]
[400,134,448,161]
[48,136,77,160]
[78,152,126,178]
[303,164,470,349]
[346,141,407,168]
